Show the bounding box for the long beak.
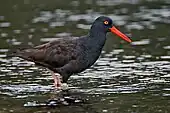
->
[109,26,132,43]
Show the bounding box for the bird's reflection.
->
[24,89,86,107]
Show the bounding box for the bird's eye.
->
[104,20,109,25]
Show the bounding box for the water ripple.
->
[0,0,170,101]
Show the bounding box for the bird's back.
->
[15,37,78,70]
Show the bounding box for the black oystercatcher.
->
[15,16,132,89]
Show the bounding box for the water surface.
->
[0,0,170,113]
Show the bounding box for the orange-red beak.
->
[109,26,132,43]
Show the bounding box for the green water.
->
[0,0,170,113]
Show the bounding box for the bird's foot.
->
[51,72,69,90]
[54,83,69,91]
[54,83,61,89]
[52,73,62,90]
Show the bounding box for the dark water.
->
[0,0,170,113]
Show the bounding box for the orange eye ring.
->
[104,21,109,25]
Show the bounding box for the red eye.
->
[104,21,109,25]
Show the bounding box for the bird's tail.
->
[7,48,34,61]
[7,47,24,57]
[6,49,20,57]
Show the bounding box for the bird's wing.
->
[16,38,77,69]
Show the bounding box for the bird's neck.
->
[89,26,106,47]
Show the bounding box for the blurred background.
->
[0,0,170,113]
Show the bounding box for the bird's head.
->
[92,16,132,43]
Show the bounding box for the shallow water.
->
[0,0,170,113]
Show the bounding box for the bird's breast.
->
[75,47,102,72]
[73,37,105,73]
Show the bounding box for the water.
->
[0,0,170,112]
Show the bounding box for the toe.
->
[54,83,61,89]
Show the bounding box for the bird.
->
[14,16,132,90]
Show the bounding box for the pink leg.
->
[51,71,62,89]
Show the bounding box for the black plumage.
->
[15,16,131,84]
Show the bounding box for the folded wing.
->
[16,39,77,69]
